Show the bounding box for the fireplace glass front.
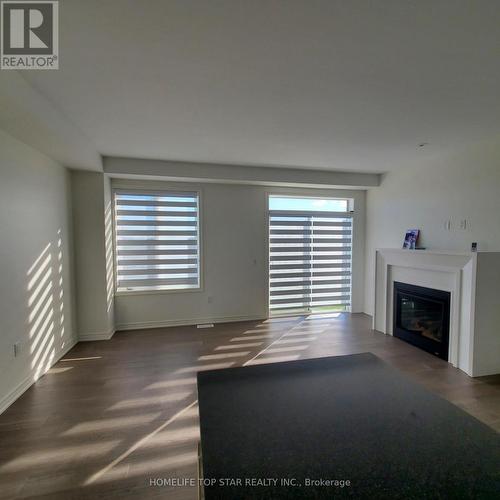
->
[393,282,450,360]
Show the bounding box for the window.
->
[114,190,200,292]
[268,196,352,315]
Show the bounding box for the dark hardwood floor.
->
[0,313,499,499]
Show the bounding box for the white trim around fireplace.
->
[373,249,500,377]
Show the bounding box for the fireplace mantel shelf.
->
[373,248,500,377]
[376,248,476,257]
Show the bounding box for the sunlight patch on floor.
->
[144,377,197,391]
[106,392,193,411]
[63,413,163,436]
[198,351,250,361]
[1,441,120,473]
[215,342,263,350]
[175,362,235,374]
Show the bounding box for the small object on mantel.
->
[403,229,420,249]
[415,247,427,250]
[471,242,478,253]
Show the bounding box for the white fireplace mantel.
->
[373,248,500,377]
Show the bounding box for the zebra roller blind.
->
[114,190,200,292]
[269,208,352,314]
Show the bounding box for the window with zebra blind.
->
[268,196,352,315]
[114,190,200,292]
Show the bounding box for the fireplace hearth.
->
[393,282,450,360]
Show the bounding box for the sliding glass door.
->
[268,196,352,316]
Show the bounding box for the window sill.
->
[115,287,203,297]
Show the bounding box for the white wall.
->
[71,171,115,339]
[113,179,366,330]
[103,175,115,334]
[0,130,76,413]
[365,138,500,316]
[473,252,500,376]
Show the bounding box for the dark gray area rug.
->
[197,352,500,499]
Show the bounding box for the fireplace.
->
[393,282,450,360]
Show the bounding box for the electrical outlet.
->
[13,341,21,358]
[207,296,213,304]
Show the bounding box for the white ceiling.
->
[6,0,500,172]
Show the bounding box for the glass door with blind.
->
[268,196,352,316]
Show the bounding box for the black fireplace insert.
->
[393,282,450,360]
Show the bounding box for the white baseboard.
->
[0,337,78,416]
[78,329,115,341]
[116,314,266,332]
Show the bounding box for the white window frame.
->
[112,187,203,296]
